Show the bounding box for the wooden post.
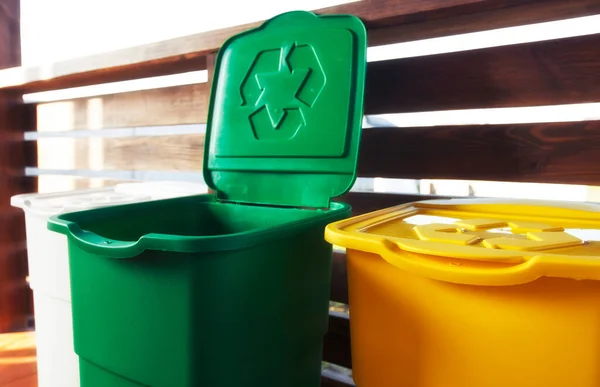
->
[0,0,35,332]
[206,52,217,195]
[206,52,217,89]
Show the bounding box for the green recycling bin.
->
[47,11,366,387]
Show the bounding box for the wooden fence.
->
[1,0,600,385]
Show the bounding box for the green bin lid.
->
[203,11,367,208]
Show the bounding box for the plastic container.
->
[47,11,367,387]
[325,198,600,387]
[10,182,206,387]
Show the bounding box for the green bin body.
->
[49,195,349,386]
[48,10,366,387]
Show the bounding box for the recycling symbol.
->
[240,43,325,140]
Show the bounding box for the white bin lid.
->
[11,181,207,217]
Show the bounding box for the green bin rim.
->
[47,197,350,258]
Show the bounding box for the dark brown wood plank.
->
[36,83,209,131]
[35,84,208,173]
[2,1,598,92]
[0,51,208,94]
[0,0,35,333]
[365,33,600,114]
[0,0,19,66]
[319,0,513,29]
[367,0,600,47]
[205,53,218,196]
[358,122,600,185]
[206,53,217,90]
[36,134,204,171]
[101,134,203,171]
[39,121,600,190]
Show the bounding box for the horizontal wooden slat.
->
[35,120,600,186]
[35,118,600,187]
[366,33,600,114]
[32,31,600,127]
[103,134,203,170]
[358,122,600,185]
[44,123,600,195]
[0,52,208,93]
[34,84,209,178]
[36,134,203,171]
[367,0,600,47]
[319,0,513,28]
[2,1,598,92]
[36,83,209,131]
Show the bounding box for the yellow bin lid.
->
[325,199,600,286]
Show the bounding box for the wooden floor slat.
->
[4,374,37,387]
[0,332,37,387]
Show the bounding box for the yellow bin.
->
[325,199,600,387]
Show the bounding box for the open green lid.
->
[204,11,367,208]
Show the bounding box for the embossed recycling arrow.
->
[240,43,326,140]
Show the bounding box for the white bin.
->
[11,181,207,387]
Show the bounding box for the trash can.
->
[11,182,207,387]
[325,198,600,387]
[47,11,366,387]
